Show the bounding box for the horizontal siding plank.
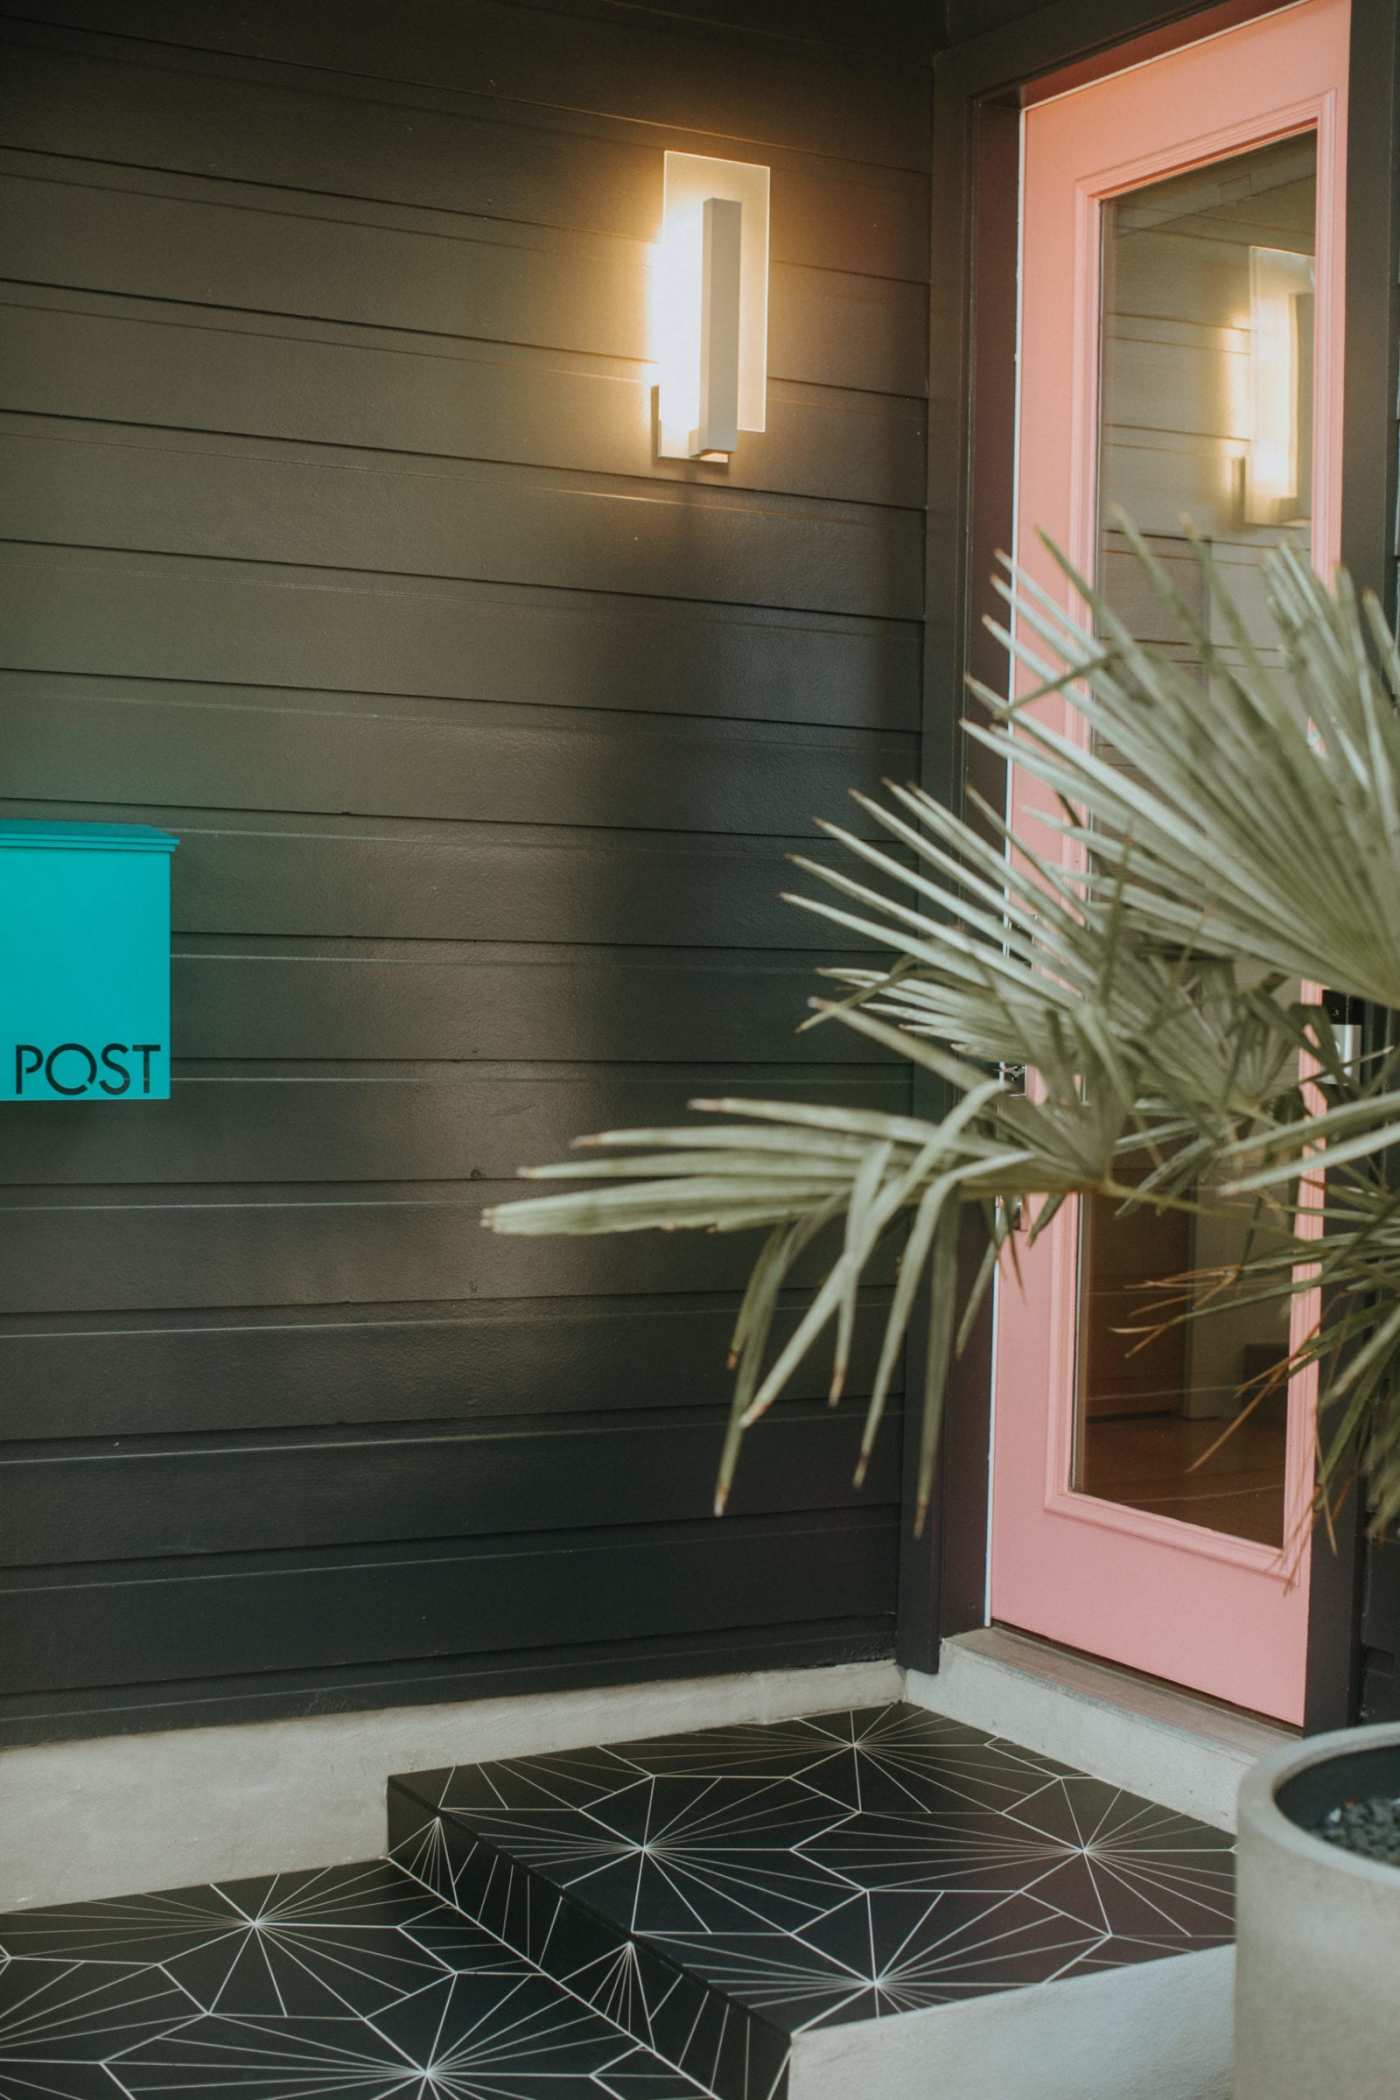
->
[0,1068,905,1186]
[0,1508,898,1693]
[3,1,930,172]
[0,1617,896,1746]
[0,417,924,620]
[0,37,930,281]
[0,1293,902,1440]
[168,946,896,1061]
[0,679,916,833]
[0,159,929,399]
[581,0,931,51]
[0,547,920,732]
[0,1181,896,1314]
[0,296,927,510]
[0,802,887,947]
[775,264,928,402]
[2,1404,900,1565]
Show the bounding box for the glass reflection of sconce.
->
[654,151,770,464]
[1245,244,1314,527]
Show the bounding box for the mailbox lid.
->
[0,820,178,854]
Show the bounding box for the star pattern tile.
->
[387,1795,789,2100]
[389,1698,1235,2100]
[0,1860,719,2100]
[0,1702,1235,2100]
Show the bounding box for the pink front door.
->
[990,0,1349,1724]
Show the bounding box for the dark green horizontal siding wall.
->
[0,0,927,1741]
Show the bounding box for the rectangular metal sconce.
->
[695,196,742,456]
[1245,244,1315,526]
[0,819,178,1102]
[655,151,769,464]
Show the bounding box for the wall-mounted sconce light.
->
[1245,244,1314,526]
[654,151,770,464]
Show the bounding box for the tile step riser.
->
[387,1776,789,2100]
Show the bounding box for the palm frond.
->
[486,524,1400,1535]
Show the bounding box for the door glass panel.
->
[1074,1176,1294,1546]
[1071,134,1318,1546]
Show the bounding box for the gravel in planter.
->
[1315,1793,1400,1867]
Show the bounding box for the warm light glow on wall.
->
[1246,245,1315,525]
[654,151,769,463]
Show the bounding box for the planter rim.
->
[1238,1720,1400,1891]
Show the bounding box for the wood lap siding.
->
[0,2,927,1743]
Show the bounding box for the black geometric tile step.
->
[388,1701,1236,2100]
[0,1857,717,2099]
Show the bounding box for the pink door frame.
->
[990,0,1350,1724]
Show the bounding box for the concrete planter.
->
[1235,1723,1400,2100]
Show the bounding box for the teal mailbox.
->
[0,820,179,1103]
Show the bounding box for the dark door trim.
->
[902,0,1400,1733]
[1304,0,1400,1731]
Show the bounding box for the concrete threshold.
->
[909,1625,1293,1832]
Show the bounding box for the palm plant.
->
[487,522,1400,1541]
